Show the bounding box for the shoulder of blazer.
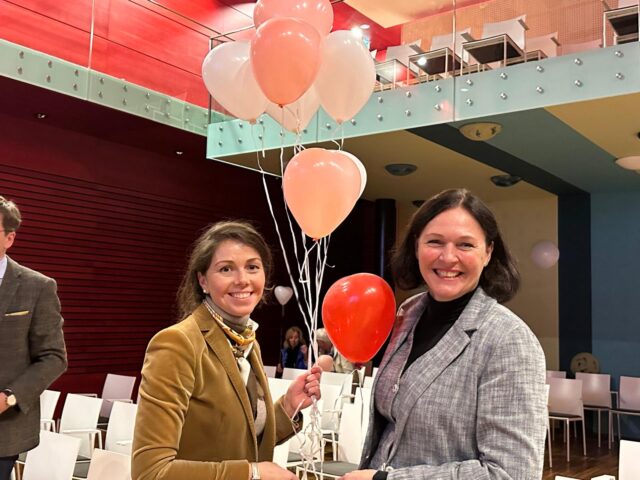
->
[6,256,54,285]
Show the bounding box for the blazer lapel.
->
[195,305,256,445]
[0,257,21,318]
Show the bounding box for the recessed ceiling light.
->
[35,113,47,119]
[490,174,522,187]
[175,150,184,156]
[616,155,640,170]
[360,24,370,30]
[385,163,417,176]
[459,122,502,141]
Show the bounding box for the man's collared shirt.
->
[0,254,7,286]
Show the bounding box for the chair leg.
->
[597,410,601,448]
[566,420,570,462]
[581,419,587,456]
[617,413,621,441]
[547,424,553,469]
[608,411,613,450]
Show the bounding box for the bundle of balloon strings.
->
[291,396,325,479]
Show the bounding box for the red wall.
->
[0,81,375,401]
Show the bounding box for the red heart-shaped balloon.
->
[322,273,396,363]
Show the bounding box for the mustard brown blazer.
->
[132,303,295,480]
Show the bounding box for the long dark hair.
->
[176,220,273,320]
[391,188,519,303]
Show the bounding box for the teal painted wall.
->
[591,192,640,438]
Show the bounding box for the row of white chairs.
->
[18,430,130,480]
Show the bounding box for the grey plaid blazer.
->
[0,256,67,456]
[360,288,546,480]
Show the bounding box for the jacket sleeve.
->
[131,328,251,480]
[388,323,547,480]
[9,277,67,413]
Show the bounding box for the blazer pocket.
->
[4,310,30,317]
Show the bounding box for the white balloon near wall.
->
[531,240,560,268]
[274,286,294,305]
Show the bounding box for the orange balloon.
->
[322,273,396,363]
[251,17,321,106]
[283,148,361,239]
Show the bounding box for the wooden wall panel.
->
[0,100,375,399]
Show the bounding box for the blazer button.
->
[392,384,399,393]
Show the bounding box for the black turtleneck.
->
[402,288,476,373]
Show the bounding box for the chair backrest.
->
[527,32,559,57]
[263,365,277,378]
[619,376,640,411]
[353,386,372,444]
[23,430,81,480]
[619,439,640,480]
[40,390,61,426]
[363,376,374,388]
[282,367,307,381]
[105,402,138,454]
[319,383,344,431]
[546,370,567,382]
[548,377,584,417]
[482,15,527,50]
[101,374,136,418]
[385,41,422,66]
[575,372,612,408]
[431,28,472,59]
[337,402,363,463]
[59,393,103,458]
[267,377,293,403]
[86,449,131,480]
[321,371,352,389]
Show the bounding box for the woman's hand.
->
[283,365,321,417]
[255,461,297,480]
[339,469,377,480]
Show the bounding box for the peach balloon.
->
[253,0,333,36]
[251,17,322,107]
[283,148,362,239]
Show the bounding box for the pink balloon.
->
[315,30,376,124]
[266,87,320,134]
[340,151,367,197]
[283,148,361,239]
[251,18,322,107]
[253,0,333,36]
[202,41,267,122]
[531,240,560,269]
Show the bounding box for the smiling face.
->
[197,239,265,317]
[416,207,493,302]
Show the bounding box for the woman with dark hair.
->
[342,189,546,480]
[132,221,321,480]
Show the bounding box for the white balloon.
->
[274,286,294,305]
[201,42,268,122]
[315,30,376,124]
[340,151,367,197]
[531,240,560,269]
[266,87,320,133]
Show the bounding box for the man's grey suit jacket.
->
[0,256,67,456]
[360,288,547,480]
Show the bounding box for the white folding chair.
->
[59,393,104,460]
[22,430,81,480]
[619,439,640,480]
[40,390,61,432]
[282,367,307,381]
[610,375,640,447]
[267,377,292,403]
[85,449,131,480]
[105,402,138,455]
[575,372,612,447]
[263,365,277,378]
[548,378,587,462]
